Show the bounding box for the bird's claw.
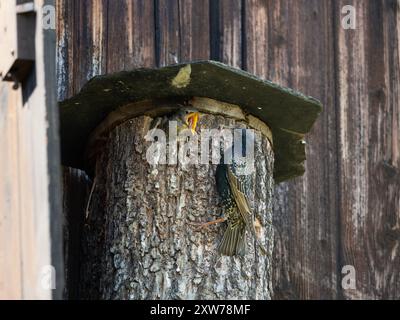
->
[187,221,211,231]
[187,217,227,231]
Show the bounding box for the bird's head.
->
[177,107,200,134]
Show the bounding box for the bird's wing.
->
[226,166,254,227]
[226,166,267,255]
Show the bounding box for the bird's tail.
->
[218,225,246,256]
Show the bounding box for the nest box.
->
[59,60,322,182]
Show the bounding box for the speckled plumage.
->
[216,129,267,256]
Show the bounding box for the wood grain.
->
[0,85,23,300]
[56,0,400,299]
[62,168,91,299]
[107,0,155,72]
[79,114,274,299]
[334,0,400,299]
[0,0,61,299]
[156,0,210,66]
[244,0,340,299]
[210,0,243,67]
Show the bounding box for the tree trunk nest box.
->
[59,61,321,299]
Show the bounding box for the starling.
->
[151,107,199,135]
[175,108,199,134]
[216,129,267,256]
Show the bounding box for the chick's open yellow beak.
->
[186,112,199,133]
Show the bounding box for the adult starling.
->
[216,129,267,256]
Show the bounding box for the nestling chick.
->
[150,107,200,136]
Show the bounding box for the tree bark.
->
[79,112,274,299]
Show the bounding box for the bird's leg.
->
[188,217,227,231]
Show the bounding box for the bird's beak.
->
[186,112,199,134]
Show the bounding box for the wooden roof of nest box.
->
[59,60,322,182]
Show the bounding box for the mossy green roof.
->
[59,60,322,182]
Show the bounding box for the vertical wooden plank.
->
[0,0,22,299]
[106,0,155,72]
[0,0,62,299]
[179,0,210,61]
[105,0,129,71]
[156,0,210,66]
[210,0,242,67]
[56,0,75,99]
[0,86,22,300]
[156,0,180,65]
[44,0,64,300]
[129,0,157,67]
[57,0,156,93]
[56,0,109,97]
[335,0,400,299]
[90,0,108,75]
[62,168,90,299]
[245,0,340,299]
[242,0,268,78]
[56,0,72,99]
[73,0,114,91]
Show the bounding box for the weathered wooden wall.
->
[0,0,63,299]
[57,0,400,299]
